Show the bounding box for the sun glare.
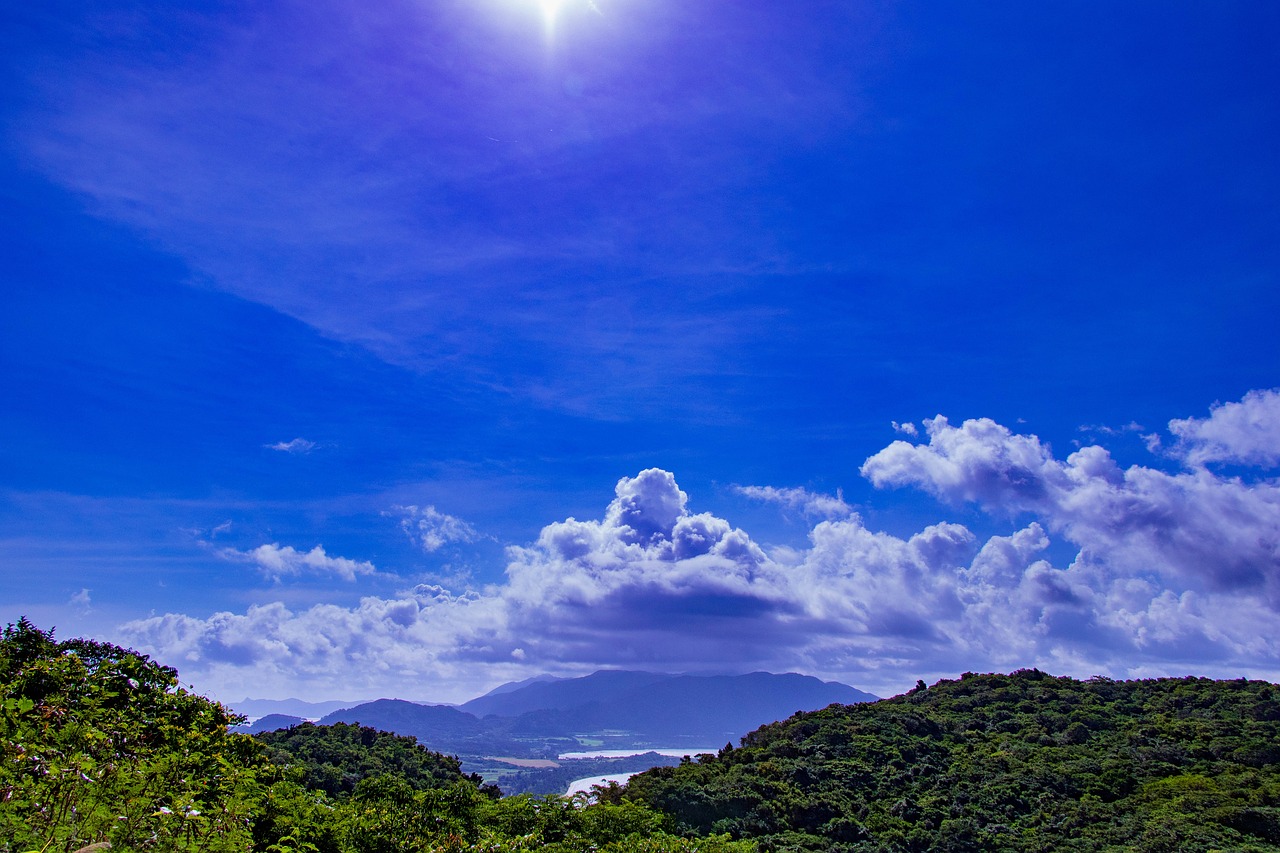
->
[501,0,602,41]
[516,0,577,39]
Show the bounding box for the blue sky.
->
[2,0,1279,702]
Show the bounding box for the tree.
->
[0,618,268,851]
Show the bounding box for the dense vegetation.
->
[255,722,497,799]
[0,617,263,851]
[623,670,1280,852]
[8,618,1280,853]
[0,619,751,852]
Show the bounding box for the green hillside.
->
[622,669,1280,852]
[0,618,748,853]
[8,616,1280,853]
[255,721,493,798]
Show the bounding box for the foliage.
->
[26,615,1277,853]
[0,617,267,852]
[623,669,1280,852]
[0,619,754,853]
[255,722,496,799]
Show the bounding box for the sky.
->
[2,0,1279,703]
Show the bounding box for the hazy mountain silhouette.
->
[230,697,367,719]
[318,699,485,742]
[564,672,878,740]
[475,673,565,700]
[460,671,669,718]
[231,713,306,734]
[309,672,877,755]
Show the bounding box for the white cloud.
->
[859,404,1280,599]
[266,438,317,454]
[121,396,1280,700]
[1077,421,1144,436]
[1167,388,1280,468]
[733,484,855,520]
[390,505,479,553]
[70,588,92,609]
[221,543,377,582]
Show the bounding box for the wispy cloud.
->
[220,543,377,583]
[122,393,1280,700]
[1077,421,1144,436]
[14,0,864,423]
[69,588,92,610]
[732,484,855,520]
[266,438,317,454]
[389,505,480,553]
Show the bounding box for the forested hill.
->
[0,618,755,852]
[622,670,1280,852]
[254,721,495,798]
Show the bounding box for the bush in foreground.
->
[0,619,752,853]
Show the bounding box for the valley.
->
[234,669,875,794]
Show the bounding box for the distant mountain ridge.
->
[460,670,670,718]
[228,697,372,720]
[309,670,877,756]
[233,713,306,734]
[477,673,566,699]
[321,699,485,740]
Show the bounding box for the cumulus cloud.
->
[733,484,855,519]
[70,588,92,609]
[390,505,480,553]
[860,409,1280,599]
[266,438,317,454]
[221,543,377,582]
[1167,388,1280,468]
[122,395,1280,699]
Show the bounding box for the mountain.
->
[228,697,365,719]
[319,671,878,759]
[460,670,670,718]
[475,673,566,700]
[564,672,878,740]
[318,698,486,743]
[231,712,305,734]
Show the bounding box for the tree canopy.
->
[9,618,1280,853]
[0,617,265,851]
[622,669,1280,852]
[0,618,750,853]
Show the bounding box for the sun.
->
[536,0,568,19]
[501,0,601,41]
[513,0,578,39]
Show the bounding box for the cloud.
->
[859,401,1280,600]
[390,505,480,553]
[14,1,864,425]
[266,438,317,454]
[221,544,377,582]
[733,484,855,519]
[1167,388,1280,468]
[1077,421,1144,436]
[69,588,92,609]
[121,397,1280,699]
